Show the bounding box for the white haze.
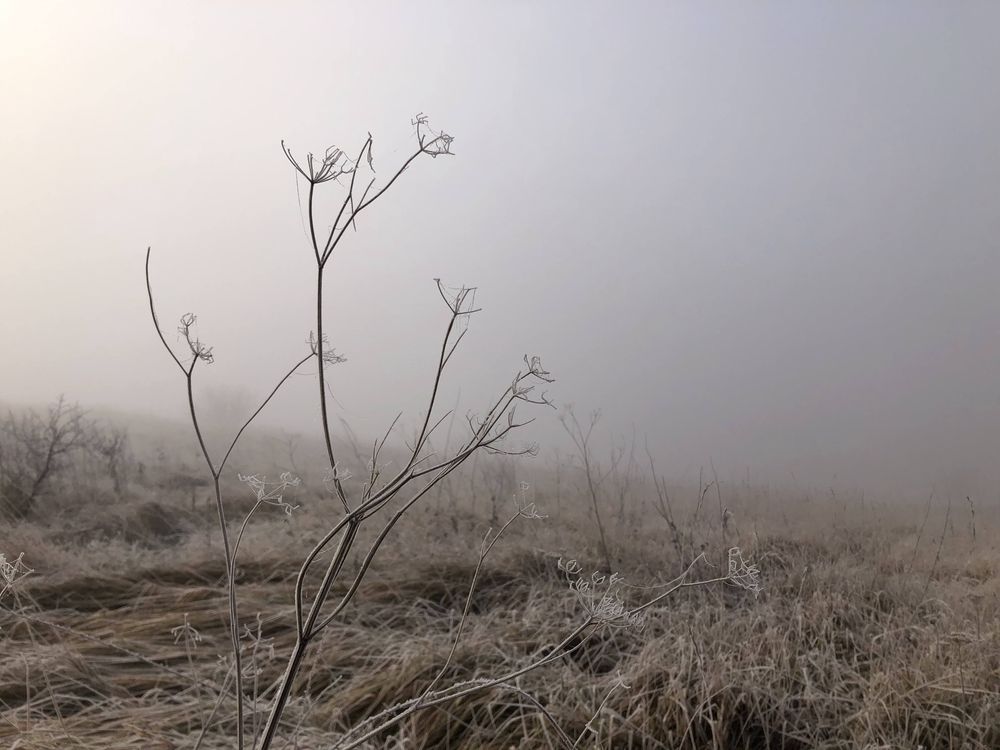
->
[2,1,999,499]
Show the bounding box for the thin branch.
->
[218,352,315,473]
[145,248,186,375]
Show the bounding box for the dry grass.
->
[2,483,998,749]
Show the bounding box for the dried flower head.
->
[524,355,553,382]
[308,332,347,366]
[241,612,276,677]
[435,279,479,318]
[238,472,301,516]
[510,357,555,408]
[727,547,762,597]
[282,141,356,184]
[413,113,454,157]
[171,613,203,645]
[178,313,214,364]
[557,558,645,630]
[513,482,546,520]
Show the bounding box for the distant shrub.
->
[0,396,130,518]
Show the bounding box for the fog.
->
[3,1,999,499]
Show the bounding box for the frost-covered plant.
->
[727,546,763,597]
[0,552,31,602]
[0,552,31,633]
[147,115,559,749]
[558,559,646,630]
[171,612,203,708]
[555,547,762,634]
[238,472,301,517]
[146,114,759,750]
[330,541,760,750]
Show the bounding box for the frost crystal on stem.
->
[178,313,214,364]
[238,472,301,516]
[727,547,762,597]
[0,552,31,600]
[558,558,645,630]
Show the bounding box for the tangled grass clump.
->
[2,500,998,749]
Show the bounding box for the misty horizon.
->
[4,1,1000,500]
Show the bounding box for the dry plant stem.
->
[263,369,533,747]
[151,121,567,749]
[146,248,316,750]
[259,125,473,749]
[288,298,467,636]
[309,132,450,513]
[193,665,236,750]
[710,461,724,530]
[908,490,935,573]
[692,471,716,527]
[418,515,578,750]
[314,268,349,512]
[419,512,524,703]
[574,681,626,748]
[336,508,581,750]
[644,437,683,561]
[967,495,976,541]
[613,429,636,525]
[293,297,501,635]
[183,362,247,749]
[265,374,541,746]
[560,409,613,572]
[335,621,596,750]
[921,496,952,602]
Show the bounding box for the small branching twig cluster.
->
[726,547,763,597]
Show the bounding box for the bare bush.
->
[0,396,130,518]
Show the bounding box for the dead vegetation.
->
[2,480,998,749]
[3,115,997,748]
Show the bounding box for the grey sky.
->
[2,2,999,497]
